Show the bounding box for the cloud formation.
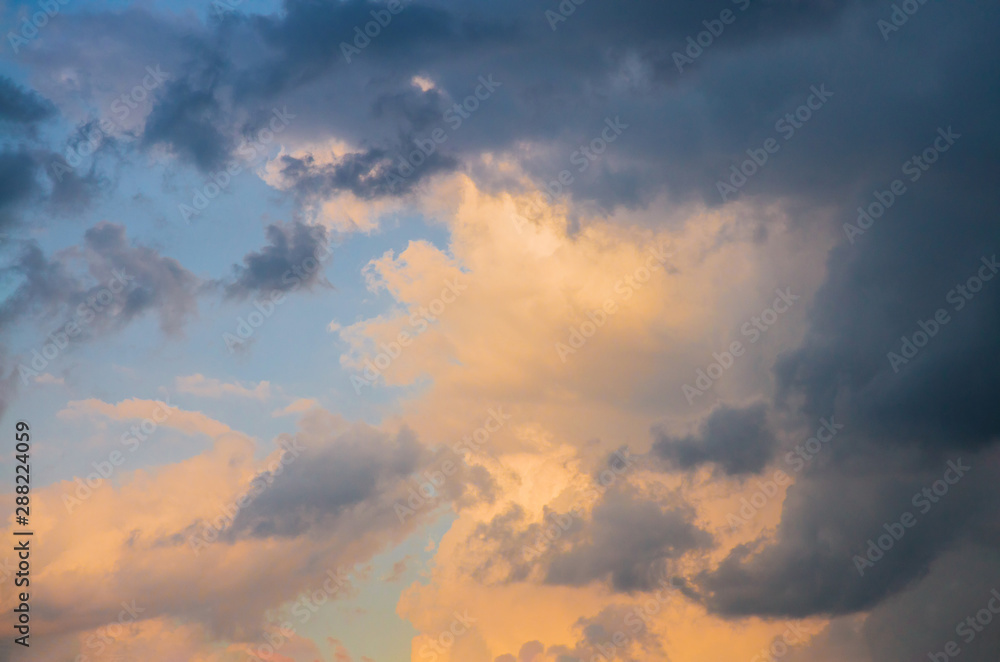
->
[222,220,333,298]
[1,0,998,660]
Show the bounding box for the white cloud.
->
[175,374,271,400]
[271,398,320,417]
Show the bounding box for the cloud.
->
[272,144,459,202]
[0,76,55,126]
[0,406,456,655]
[59,397,234,440]
[6,0,1000,659]
[176,374,271,400]
[381,555,414,583]
[223,422,430,540]
[696,443,1000,620]
[221,220,333,298]
[33,372,65,385]
[652,402,778,476]
[0,221,201,335]
[682,4,1000,631]
[272,398,320,417]
[139,53,231,172]
[544,489,712,592]
[14,0,877,217]
[0,150,42,229]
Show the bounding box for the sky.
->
[0,0,999,660]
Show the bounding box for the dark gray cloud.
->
[697,445,998,618]
[856,543,1000,662]
[766,543,1000,662]
[140,54,233,172]
[542,603,666,662]
[467,484,711,593]
[545,489,712,592]
[221,220,332,298]
[225,425,426,539]
[0,150,41,229]
[75,222,201,334]
[0,76,108,231]
[0,222,201,420]
[0,241,77,328]
[0,221,200,335]
[274,142,459,200]
[0,350,20,424]
[219,420,490,543]
[0,146,110,231]
[0,76,55,126]
[463,504,573,585]
[17,0,900,213]
[689,3,1000,629]
[652,402,777,475]
[234,0,512,98]
[43,157,112,213]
